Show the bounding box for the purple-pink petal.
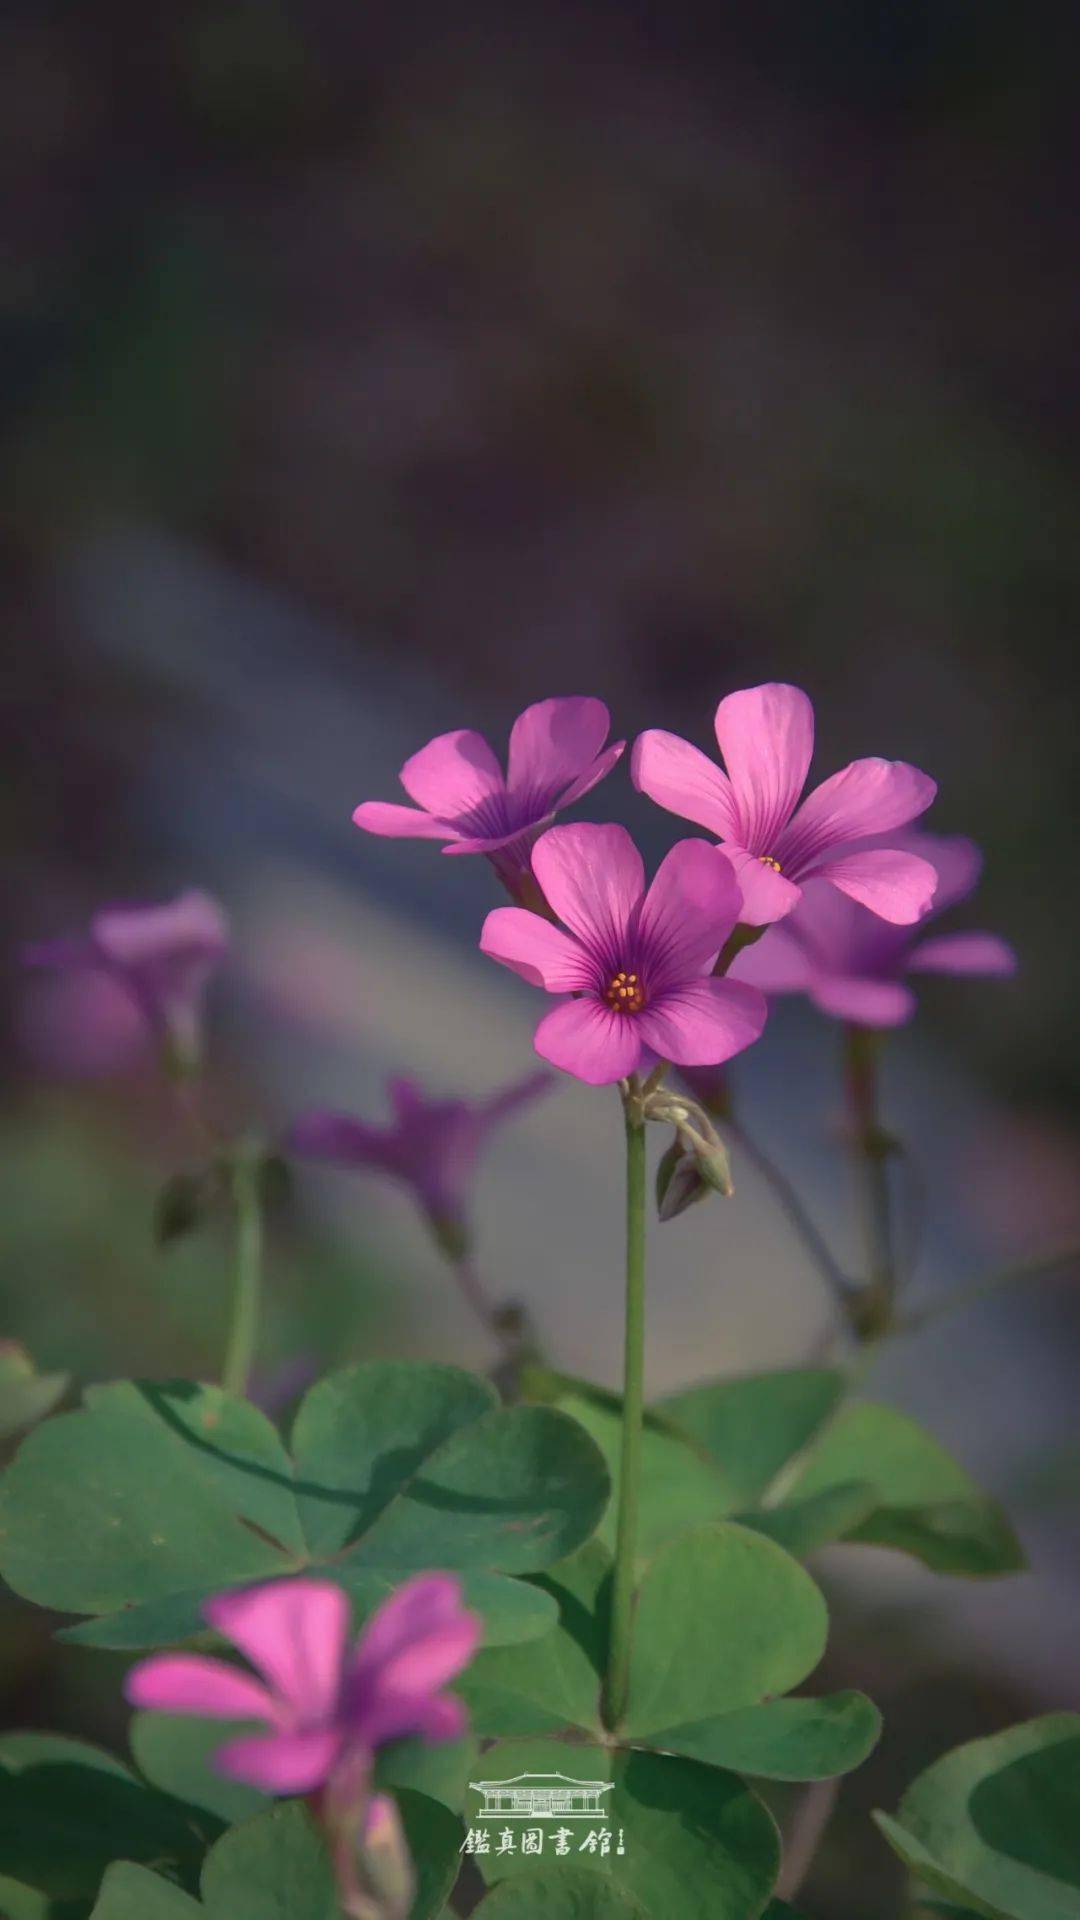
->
[779,758,937,874]
[398,729,505,827]
[22,936,98,973]
[91,893,228,971]
[636,840,742,985]
[532,998,642,1084]
[480,908,592,992]
[809,975,917,1027]
[124,1653,278,1723]
[721,848,802,926]
[480,1069,554,1127]
[729,924,815,995]
[553,739,626,811]
[912,833,982,913]
[406,1693,468,1744]
[356,1687,468,1751]
[287,1112,398,1174]
[630,730,741,840]
[443,825,544,857]
[809,846,938,924]
[204,1578,349,1723]
[351,1573,477,1681]
[714,684,815,851]
[636,978,767,1066]
[387,1078,427,1121]
[907,931,1018,977]
[352,801,451,840]
[531,823,645,958]
[214,1727,345,1793]
[16,966,149,1078]
[506,697,611,804]
[373,1609,482,1699]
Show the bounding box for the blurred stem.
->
[777,1777,839,1899]
[724,1112,852,1315]
[843,1025,896,1339]
[896,1245,1080,1337]
[452,1254,501,1337]
[603,1090,647,1733]
[222,1148,264,1399]
[444,1250,541,1394]
[714,921,765,974]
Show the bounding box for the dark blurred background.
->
[2,4,1078,1913]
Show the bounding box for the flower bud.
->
[153,1167,222,1246]
[656,1125,734,1223]
[358,1794,415,1920]
[0,1343,69,1441]
[656,1141,710,1222]
[688,1128,734,1198]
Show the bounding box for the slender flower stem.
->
[723,1112,852,1313]
[603,1091,648,1732]
[222,1148,264,1399]
[896,1245,1080,1337]
[714,920,765,975]
[777,1778,840,1900]
[451,1254,502,1338]
[443,1253,540,1394]
[843,1025,896,1339]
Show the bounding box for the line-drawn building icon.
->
[469,1772,615,1818]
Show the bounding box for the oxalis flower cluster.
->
[14,680,1029,1918]
[356,682,954,1083]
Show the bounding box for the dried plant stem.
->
[222,1150,264,1399]
[843,1025,896,1339]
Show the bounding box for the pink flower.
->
[16,967,149,1079]
[632,683,938,927]
[125,1572,481,1798]
[480,823,767,1086]
[288,1069,552,1251]
[22,892,228,1071]
[352,697,624,897]
[730,831,1017,1027]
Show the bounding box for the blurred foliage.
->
[0,1092,398,1385]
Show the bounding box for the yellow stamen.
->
[758,855,782,872]
[605,968,646,1013]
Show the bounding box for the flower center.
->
[758,854,782,872]
[604,968,646,1013]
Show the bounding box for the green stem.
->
[222,1150,264,1399]
[843,1025,895,1339]
[724,1112,851,1312]
[897,1245,1080,1337]
[714,920,765,974]
[603,1096,648,1732]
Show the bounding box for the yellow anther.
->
[605,968,646,1013]
[758,855,782,872]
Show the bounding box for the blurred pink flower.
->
[730,831,1016,1027]
[125,1572,480,1800]
[16,965,149,1079]
[288,1068,552,1251]
[632,682,938,926]
[352,696,624,898]
[22,892,228,1072]
[480,823,766,1085]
